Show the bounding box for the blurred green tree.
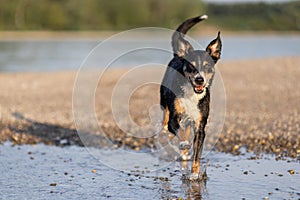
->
[0,0,299,31]
[0,0,204,30]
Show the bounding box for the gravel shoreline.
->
[0,57,299,160]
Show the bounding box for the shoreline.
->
[0,30,299,41]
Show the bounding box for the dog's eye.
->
[203,63,211,70]
[188,64,196,72]
[203,64,210,70]
[184,64,195,73]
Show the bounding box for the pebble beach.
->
[0,57,299,160]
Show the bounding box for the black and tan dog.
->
[160,15,222,180]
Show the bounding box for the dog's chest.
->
[179,92,204,122]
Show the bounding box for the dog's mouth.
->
[194,85,205,93]
[188,76,206,94]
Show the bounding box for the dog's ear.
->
[172,33,194,57]
[206,31,222,63]
[172,15,208,58]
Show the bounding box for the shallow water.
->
[0,35,300,72]
[0,143,299,199]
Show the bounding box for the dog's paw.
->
[181,153,192,161]
[178,140,191,150]
[189,173,200,181]
[189,171,207,182]
[176,149,192,161]
[176,155,192,162]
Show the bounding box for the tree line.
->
[0,0,299,31]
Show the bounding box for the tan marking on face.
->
[205,72,214,81]
[203,61,209,66]
[191,61,196,67]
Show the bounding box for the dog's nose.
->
[194,76,204,85]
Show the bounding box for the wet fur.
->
[160,15,222,179]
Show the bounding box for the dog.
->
[160,15,222,180]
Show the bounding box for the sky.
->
[203,0,295,3]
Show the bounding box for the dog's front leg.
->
[168,113,180,135]
[167,100,182,135]
[178,120,193,158]
[191,123,206,180]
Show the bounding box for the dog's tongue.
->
[195,85,203,92]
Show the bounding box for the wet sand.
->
[0,57,299,159]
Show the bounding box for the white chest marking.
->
[179,89,206,122]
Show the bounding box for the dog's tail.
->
[172,15,208,57]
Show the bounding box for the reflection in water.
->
[157,157,209,200]
[155,127,210,199]
[160,170,208,200]
[182,179,207,200]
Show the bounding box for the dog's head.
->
[172,15,222,94]
[182,32,221,94]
